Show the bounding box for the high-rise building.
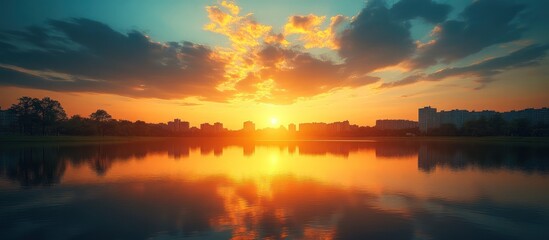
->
[503,108,549,124]
[243,121,255,132]
[180,121,190,131]
[201,122,224,133]
[167,118,189,132]
[200,123,213,132]
[288,123,296,132]
[419,106,549,132]
[419,106,439,132]
[213,122,223,132]
[174,119,182,132]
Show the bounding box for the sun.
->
[270,117,279,126]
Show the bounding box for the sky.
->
[1,0,548,129]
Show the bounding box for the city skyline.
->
[1,0,548,129]
[2,99,548,132]
[167,105,549,131]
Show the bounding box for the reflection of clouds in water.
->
[0,140,549,239]
[0,173,548,239]
[3,140,547,186]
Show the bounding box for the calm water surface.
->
[1,139,548,240]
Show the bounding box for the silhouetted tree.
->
[9,97,38,135]
[90,109,112,122]
[90,109,112,135]
[437,123,458,136]
[9,97,67,135]
[34,97,67,135]
[487,114,506,136]
[61,115,96,135]
[462,117,489,136]
[509,118,531,136]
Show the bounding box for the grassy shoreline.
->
[1,135,548,144]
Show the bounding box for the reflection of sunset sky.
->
[2,141,549,239]
[58,143,549,207]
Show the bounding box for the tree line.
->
[4,96,170,136]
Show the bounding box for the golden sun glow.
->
[270,117,279,126]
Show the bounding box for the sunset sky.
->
[1,0,548,129]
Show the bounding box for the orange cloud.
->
[204,1,275,92]
[284,14,347,49]
[201,2,378,104]
[232,45,380,104]
[284,14,325,34]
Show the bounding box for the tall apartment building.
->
[243,121,255,132]
[419,106,549,132]
[288,123,296,132]
[167,118,190,132]
[418,106,439,132]
[201,122,224,133]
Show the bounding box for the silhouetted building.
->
[299,121,356,135]
[201,122,224,133]
[243,121,255,132]
[503,108,549,124]
[167,118,189,132]
[419,106,439,132]
[438,109,468,129]
[213,122,223,132]
[376,119,418,130]
[200,123,213,132]
[179,120,190,131]
[419,106,549,132]
[288,123,296,133]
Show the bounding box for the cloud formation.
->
[0,18,227,99]
[284,14,346,49]
[410,0,526,68]
[234,44,379,104]
[338,0,415,74]
[390,0,451,24]
[201,1,378,104]
[0,0,546,104]
[381,44,549,88]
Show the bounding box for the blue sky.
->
[0,0,471,45]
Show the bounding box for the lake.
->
[1,139,548,239]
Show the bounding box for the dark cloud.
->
[381,44,549,88]
[390,0,452,24]
[411,0,526,68]
[0,18,227,99]
[337,0,415,74]
[379,73,425,89]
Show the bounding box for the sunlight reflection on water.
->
[1,139,548,239]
